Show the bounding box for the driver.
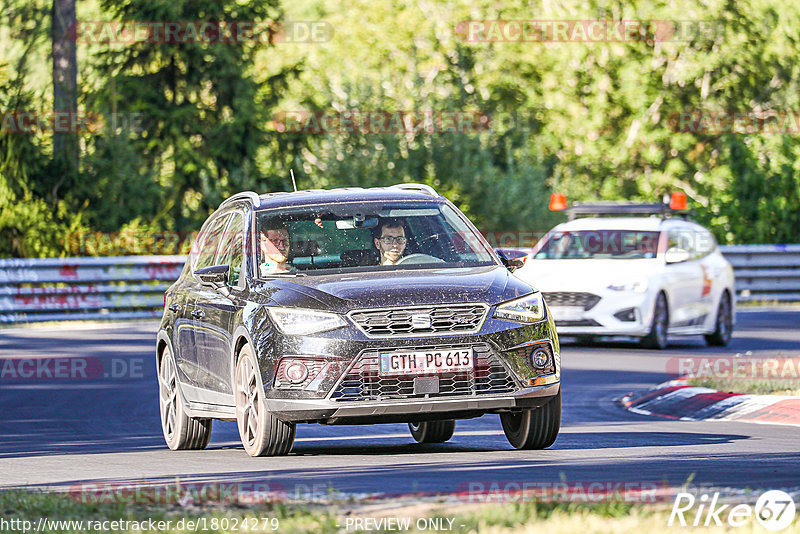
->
[259,222,296,275]
[374,218,407,265]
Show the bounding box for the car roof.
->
[217,185,447,213]
[551,216,689,232]
[253,187,443,210]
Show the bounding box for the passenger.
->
[374,218,408,265]
[259,222,295,275]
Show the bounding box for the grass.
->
[2,489,799,533]
[688,377,800,396]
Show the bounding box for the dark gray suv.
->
[156,184,561,456]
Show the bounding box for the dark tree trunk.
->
[52,0,77,201]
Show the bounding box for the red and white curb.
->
[619,377,800,427]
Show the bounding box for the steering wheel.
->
[395,253,446,265]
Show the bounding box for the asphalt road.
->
[1,309,799,499]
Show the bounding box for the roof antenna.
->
[290,169,298,192]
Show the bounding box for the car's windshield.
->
[254,201,497,276]
[534,230,660,260]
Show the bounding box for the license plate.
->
[550,306,585,321]
[379,348,473,376]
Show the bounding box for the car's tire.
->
[641,292,669,350]
[705,291,733,346]
[408,420,456,443]
[500,390,561,450]
[235,343,295,457]
[158,345,211,450]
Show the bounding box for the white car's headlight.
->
[267,308,347,335]
[607,276,649,293]
[494,292,546,323]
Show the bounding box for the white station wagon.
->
[513,195,735,349]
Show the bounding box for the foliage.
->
[2,0,800,256]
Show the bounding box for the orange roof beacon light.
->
[670,192,688,211]
[549,193,567,211]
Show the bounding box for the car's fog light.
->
[532,348,550,369]
[613,307,637,322]
[285,360,309,383]
[274,356,344,396]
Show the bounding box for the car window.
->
[215,212,245,287]
[193,213,231,271]
[694,228,717,259]
[253,201,497,276]
[534,230,660,259]
[667,227,699,258]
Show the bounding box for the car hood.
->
[251,266,533,312]
[514,258,661,292]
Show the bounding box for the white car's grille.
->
[543,292,601,311]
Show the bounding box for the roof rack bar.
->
[567,202,669,220]
[388,183,439,197]
[219,191,262,209]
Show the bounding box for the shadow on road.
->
[34,448,800,496]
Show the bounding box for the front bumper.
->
[547,290,657,337]
[264,378,560,424]
[250,307,561,424]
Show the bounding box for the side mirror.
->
[496,248,528,272]
[195,264,229,288]
[665,247,690,264]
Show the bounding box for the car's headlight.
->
[494,292,546,323]
[607,276,649,293]
[267,308,347,335]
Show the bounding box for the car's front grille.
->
[330,343,518,402]
[348,304,488,337]
[543,292,601,311]
[555,319,602,327]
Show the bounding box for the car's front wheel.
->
[158,345,211,450]
[500,391,561,450]
[705,291,733,346]
[641,292,669,350]
[235,344,295,456]
[408,420,456,443]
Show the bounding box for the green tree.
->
[89,0,292,231]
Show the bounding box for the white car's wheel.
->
[235,344,295,457]
[500,391,561,449]
[705,291,733,346]
[158,346,211,450]
[408,420,456,443]
[641,293,669,350]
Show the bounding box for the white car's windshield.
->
[534,230,660,260]
[254,201,497,276]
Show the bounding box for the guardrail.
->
[0,245,798,324]
[0,256,186,323]
[720,244,800,303]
